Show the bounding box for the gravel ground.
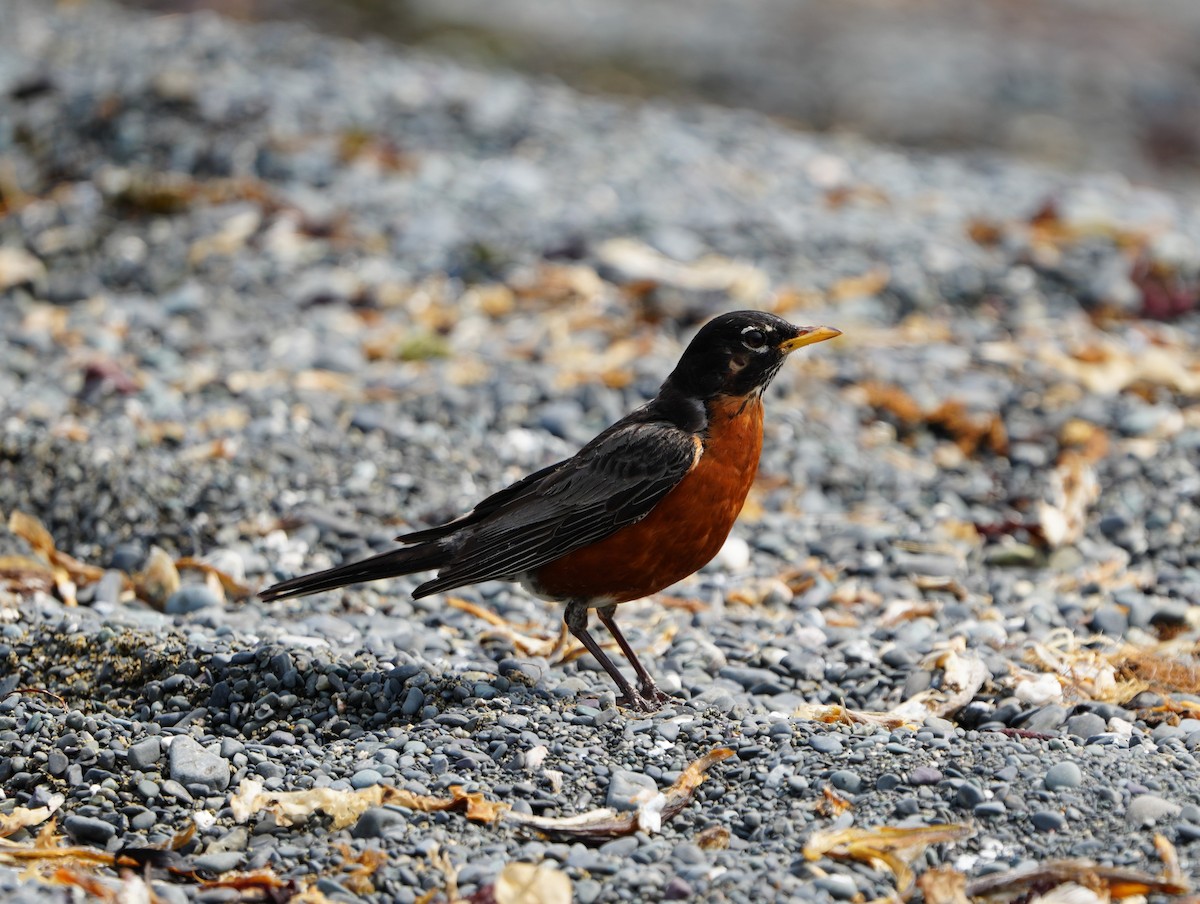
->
[2,1,1200,902]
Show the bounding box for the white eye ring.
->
[741,327,767,350]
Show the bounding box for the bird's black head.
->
[662,310,841,402]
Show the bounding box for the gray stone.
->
[168,736,230,793]
[829,770,862,794]
[351,807,410,839]
[607,769,659,811]
[64,814,117,845]
[808,735,843,755]
[908,766,942,785]
[127,737,162,770]
[574,879,603,904]
[1044,762,1083,791]
[1064,714,1107,742]
[814,874,858,900]
[956,782,986,809]
[1032,810,1068,833]
[350,768,384,789]
[401,687,424,717]
[194,852,244,873]
[47,749,68,776]
[974,802,1006,818]
[1022,705,1069,733]
[1127,794,1182,827]
[165,584,222,614]
[1089,605,1128,638]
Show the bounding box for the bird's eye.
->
[741,328,767,350]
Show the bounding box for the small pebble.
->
[1044,762,1083,791]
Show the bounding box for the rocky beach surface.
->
[1,1,1200,901]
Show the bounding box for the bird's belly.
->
[529,396,763,604]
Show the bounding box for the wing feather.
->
[412,419,698,598]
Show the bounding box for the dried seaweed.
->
[502,747,732,841]
[964,834,1188,901]
[803,823,974,900]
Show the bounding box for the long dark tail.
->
[259,543,450,601]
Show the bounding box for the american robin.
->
[261,311,840,711]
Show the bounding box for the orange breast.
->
[530,395,764,604]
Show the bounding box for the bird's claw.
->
[616,691,660,712]
[615,684,675,712]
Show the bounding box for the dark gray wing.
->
[410,419,698,598]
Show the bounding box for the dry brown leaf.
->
[857,384,1008,458]
[817,786,853,817]
[804,823,974,900]
[0,820,120,868]
[824,184,891,209]
[134,545,180,608]
[966,218,1004,247]
[332,843,387,895]
[280,885,334,904]
[226,369,288,393]
[448,787,510,824]
[178,437,240,462]
[6,511,54,554]
[420,844,459,904]
[828,582,882,609]
[859,381,923,426]
[1040,336,1200,396]
[1039,451,1101,549]
[1024,629,1123,703]
[198,868,290,895]
[510,263,606,308]
[0,246,47,292]
[44,866,123,902]
[493,862,573,904]
[137,419,186,445]
[889,646,988,721]
[879,600,938,627]
[7,511,105,589]
[829,267,890,301]
[792,703,909,730]
[294,369,358,396]
[695,826,730,851]
[446,596,571,660]
[0,554,56,595]
[1157,833,1184,886]
[1060,419,1111,463]
[0,796,63,838]
[176,557,253,599]
[926,400,1009,458]
[917,866,971,904]
[911,576,968,601]
[502,748,732,841]
[230,781,389,830]
[964,845,1188,901]
[230,780,508,832]
[595,238,769,302]
[659,596,709,613]
[1053,558,1153,596]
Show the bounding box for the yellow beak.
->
[778,325,842,354]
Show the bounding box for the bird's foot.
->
[615,690,662,712]
[615,683,675,712]
[639,683,675,706]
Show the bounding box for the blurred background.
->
[118,0,1200,186]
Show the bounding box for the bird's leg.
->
[596,604,672,707]
[564,601,653,711]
